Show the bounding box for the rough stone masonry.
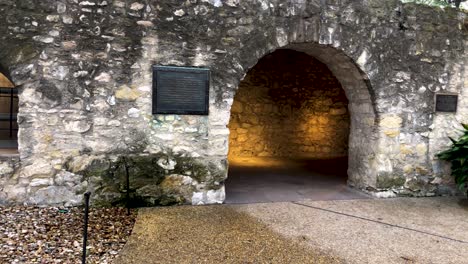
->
[229,49,350,159]
[0,0,466,206]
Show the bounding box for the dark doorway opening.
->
[226,49,369,203]
[0,72,18,154]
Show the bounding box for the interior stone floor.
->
[0,128,18,152]
[225,157,371,204]
[0,138,18,156]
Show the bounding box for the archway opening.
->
[0,72,18,154]
[226,49,369,203]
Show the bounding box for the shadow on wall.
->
[228,49,350,160]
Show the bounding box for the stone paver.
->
[116,197,468,264]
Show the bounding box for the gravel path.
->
[115,205,342,264]
[0,206,137,264]
[116,197,468,264]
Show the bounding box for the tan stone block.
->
[231,101,243,113]
[42,133,53,143]
[384,130,400,138]
[380,115,402,129]
[322,99,333,106]
[230,131,238,139]
[415,143,427,156]
[237,128,248,134]
[403,165,413,174]
[415,166,429,175]
[318,116,329,124]
[253,144,264,152]
[263,104,273,112]
[250,126,263,134]
[249,116,259,125]
[115,85,140,101]
[365,118,375,126]
[330,107,347,115]
[400,145,413,155]
[307,117,318,125]
[228,122,239,129]
[61,41,77,50]
[50,151,62,158]
[237,134,248,142]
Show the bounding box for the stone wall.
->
[229,49,349,158]
[0,0,466,206]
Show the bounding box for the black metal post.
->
[124,157,131,216]
[82,192,91,264]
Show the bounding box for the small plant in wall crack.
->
[437,123,468,196]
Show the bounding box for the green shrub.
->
[437,124,468,194]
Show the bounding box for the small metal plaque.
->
[435,94,458,113]
[153,66,210,115]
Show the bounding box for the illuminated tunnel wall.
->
[228,49,350,159]
[0,73,17,140]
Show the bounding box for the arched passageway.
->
[229,49,350,159]
[225,46,374,203]
[0,72,18,154]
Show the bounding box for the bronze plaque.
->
[435,94,458,113]
[153,66,210,115]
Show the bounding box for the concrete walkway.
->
[116,197,468,264]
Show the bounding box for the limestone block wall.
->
[229,49,349,158]
[0,0,465,206]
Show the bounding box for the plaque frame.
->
[434,93,458,113]
[152,65,210,115]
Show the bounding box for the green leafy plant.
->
[437,124,468,194]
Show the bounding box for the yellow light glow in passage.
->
[0,73,14,88]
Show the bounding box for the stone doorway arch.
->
[225,42,378,199]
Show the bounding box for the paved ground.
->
[225,157,370,204]
[115,205,341,264]
[116,197,468,264]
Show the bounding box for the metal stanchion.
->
[82,192,91,264]
[123,157,131,216]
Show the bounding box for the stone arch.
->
[0,42,41,161]
[225,41,379,190]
